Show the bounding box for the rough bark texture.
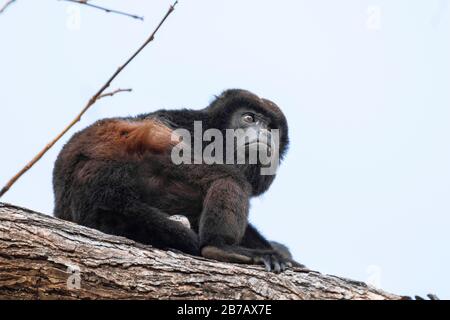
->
[0,202,401,300]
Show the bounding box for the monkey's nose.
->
[258,130,272,149]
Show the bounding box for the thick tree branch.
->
[0,1,178,198]
[0,202,402,300]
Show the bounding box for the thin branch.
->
[0,0,16,14]
[1,0,143,20]
[58,0,144,21]
[0,1,178,198]
[98,88,132,100]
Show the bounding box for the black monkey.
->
[53,89,303,272]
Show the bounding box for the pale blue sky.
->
[0,0,449,298]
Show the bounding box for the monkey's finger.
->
[256,255,272,272]
[263,257,272,272]
[273,261,281,273]
[254,255,275,272]
[280,261,288,272]
[271,256,281,273]
[253,256,266,270]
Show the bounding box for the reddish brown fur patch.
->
[85,119,179,160]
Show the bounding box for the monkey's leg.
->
[241,224,305,269]
[240,224,274,250]
[198,178,291,273]
[84,202,200,256]
[66,160,200,255]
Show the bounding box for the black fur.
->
[53,89,302,272]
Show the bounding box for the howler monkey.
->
[53,89,303,272]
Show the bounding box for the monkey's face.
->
[228,107,276,156]
[208,89,289,164]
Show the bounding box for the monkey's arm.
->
[198,178,293,272]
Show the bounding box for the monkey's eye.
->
[242,113,255,123]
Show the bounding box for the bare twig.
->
[98,88,132,100]
[1,0,143,20]
[0,0,16,14]
[0,1,179,198]
[58,0,144,21]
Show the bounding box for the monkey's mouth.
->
[244,141,272,152]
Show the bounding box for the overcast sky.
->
[0,0,449,298]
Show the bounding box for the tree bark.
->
[0,202,401,300]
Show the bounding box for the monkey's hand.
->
[201,245,297,273]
